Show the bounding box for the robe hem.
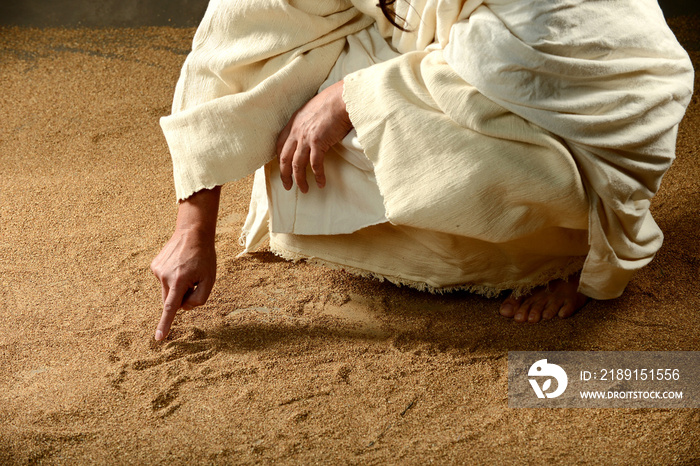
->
[262,240,586,299]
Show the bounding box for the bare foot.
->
[499,275,589,323]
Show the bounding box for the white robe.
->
[160,0,693,299]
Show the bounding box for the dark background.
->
[0,0,697,27]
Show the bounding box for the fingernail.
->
[317,182,323,189]
[500,303,512,315]
[155,330,164,341]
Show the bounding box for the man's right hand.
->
[150,186,221,341]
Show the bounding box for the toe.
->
[514,301,531,323]
[499,303,515,317]
[558,302,576,319]
[542,299,562,320]
[527,300,546,323]
[500,295,521,318]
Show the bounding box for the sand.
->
[0,17,698,464]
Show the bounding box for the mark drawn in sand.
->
[108,327,222,418]
[106,291,395,419]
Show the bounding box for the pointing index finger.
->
[155,283,189,341]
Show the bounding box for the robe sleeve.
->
[160,0,373,200]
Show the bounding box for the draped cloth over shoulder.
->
[342,0,693,299]
[440,0,694,298]
[160,0,693,300]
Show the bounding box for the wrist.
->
[174,222,216,239]
[175,186,221,238]
[334,80,352,129]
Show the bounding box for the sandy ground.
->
[0,16,698,465]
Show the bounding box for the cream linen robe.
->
[160,0,693,298]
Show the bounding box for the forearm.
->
[175,186,221,239]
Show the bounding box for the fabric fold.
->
[163,0,693,300]
[160,0,373,200]
[442,0,694,298]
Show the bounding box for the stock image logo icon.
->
[528,359,568,399]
